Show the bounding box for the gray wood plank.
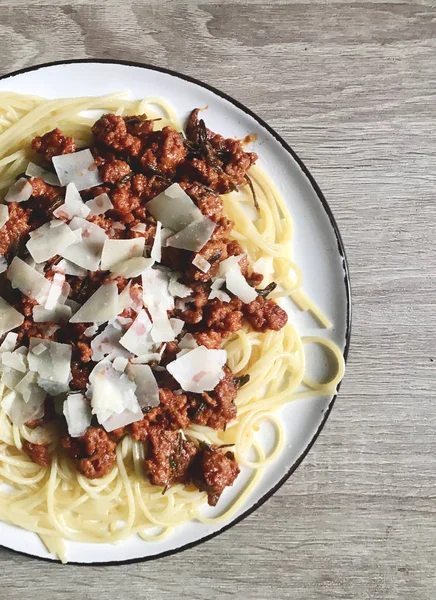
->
[0,1,435,598]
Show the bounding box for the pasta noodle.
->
[0,92,345,562]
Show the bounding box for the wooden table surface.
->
[1,1,435,598]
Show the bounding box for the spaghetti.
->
[0,92,345,563]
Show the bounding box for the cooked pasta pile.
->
[0,92,345,562]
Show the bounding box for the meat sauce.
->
[0,109,288,504]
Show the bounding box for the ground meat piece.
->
[99,159,131,184]
[109,427,126,442]
[130,173,167,203]
[140,127,186,176]
[76,341,92,363]
[30,177,63,208]
[178,282,209,324]
[110,183,141,215]
[145,429,198,488]
[247,271,264,287]
[193,446,240,506]
[70,361,91,391]
[31,128,76,161]
[211,217,234,241]
[243,296,288,331]
[124,115,154,139]
[194,330,225,349]
[204,298,243,334]
[179,182,224,222]
[0,202,31,258]
[61,426,117,479]
[190,368,238,430]
[183,109,257,193]
[92,114,141,156]
[23,441,52,467]
[131,389,191,442]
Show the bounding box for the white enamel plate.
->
[0,60,351,564]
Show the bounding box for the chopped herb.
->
[193,399,207,419]
[141,163,172,183]
[119,173,132,184]
[208,250,222,264]
[169,454,178,471]
[256,282,277,297]
[245,174,259,211]
[234,374,250,388]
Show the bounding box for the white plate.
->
[0,60,351,564]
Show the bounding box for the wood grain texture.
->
[0,1,435,598]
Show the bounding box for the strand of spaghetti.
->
[301,336,346,391]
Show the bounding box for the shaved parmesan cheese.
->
[26,220,77,263]
[131,223,146,233]
[2,390,45,427]
[15,371,46,404]
[0,297,24,335]
[1,368,23,390]
[112,221,125,231]
[25,162,60,186]
[0,332,18,353]
[166,216,216,252]
[170,318,184,337]
[209,278,231,303]
[1,349,27,373]
[101,238,145,271]
[85,192,113,216]
[225,266,257,304]
[119,310,153,356]
[61,217,107,271]
[88,361,142,432]
[168,275,192,298]
[63,394,92,438]
[118,281,133,313]
[45,272,66,310]
[178,333,198,350]
[0,204,9,229]
[28,338,72,388]
[91,323,123,361]
[70,282,119,324]
[146,183,203,231]
[33,304,72,323]
[65,298,80,315]
[130,351,163,364]
[31,343,47,356]
[149,303,176,344]
[111,256,154,278]
[7,257,51,304]
[113,357,128,372]
[192,254,211,273]
[52,149,102,191]
[53,182,91,220]
[142,268,174,311]
[167,346,226,393]
[127,364,159,408]
[151,221,162,263]
[218,255,245,277]
[52,258,87,277]
[84,324,99,337]
[4,178,32,203]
